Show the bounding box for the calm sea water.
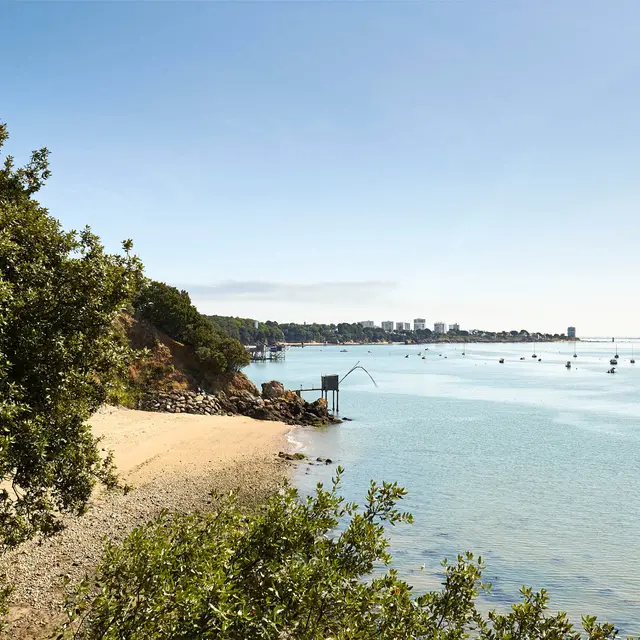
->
[246,342,640,634]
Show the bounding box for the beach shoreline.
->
[0,406,292,639]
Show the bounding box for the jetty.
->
[248,344,286,362]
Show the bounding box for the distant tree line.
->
[205,315,285,346]
[201,317,568,345]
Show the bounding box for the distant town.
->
[362,319,459,334]
[358,319,577,339]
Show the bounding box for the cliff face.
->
[119,313,259,396]
[118,314,336,426]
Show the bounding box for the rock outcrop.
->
[261,380,286,399]
[138,382,340,427]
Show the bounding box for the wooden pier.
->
[248,344,286,362]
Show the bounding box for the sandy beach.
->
[0,407,290,638]
[91,405,290,484]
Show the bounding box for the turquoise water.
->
[246,342,640,633]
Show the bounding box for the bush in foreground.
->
[60,469,625,640]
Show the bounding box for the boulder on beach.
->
[140,381,340,427]
[262,380,286,399]
[307,397,328,417]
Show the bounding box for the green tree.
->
[59,470,624,640]
[0,123,141,551]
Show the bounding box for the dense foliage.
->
[206,315,284,345]
[0,123,141,551]
[60,470,623,640]
[136,280,250,373]
[271,324,565,344]
[278,321,411,344]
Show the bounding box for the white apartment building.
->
[434,321,447,334]
[449,323,460,332]
[413,318,426,331]
[402,322,411,331]
[359,320,375,329]
[381,321,394,331]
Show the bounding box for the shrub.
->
[59,470,623,640]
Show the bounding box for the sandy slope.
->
[0,407,291,639]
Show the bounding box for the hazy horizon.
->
[3,2,640,335]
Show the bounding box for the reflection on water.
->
[247,342,640,634]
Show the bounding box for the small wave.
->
[285,428,307,452]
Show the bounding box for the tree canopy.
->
[0,123,142,550]
[206,315,285,346]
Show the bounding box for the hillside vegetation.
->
[136,281,250,375]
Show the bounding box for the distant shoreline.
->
[283,338,580,347]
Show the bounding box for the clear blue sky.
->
[3,1,640,335]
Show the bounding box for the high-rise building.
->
[434,321,447,334]
[413,318,426,331]
[449,323,460,332]
[395,322,404,331]
[403,322,411,331]
[359,320,375,329]
[568,326,576,338]
[381,321,394,332]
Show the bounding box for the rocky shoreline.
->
[138,380,340,427]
